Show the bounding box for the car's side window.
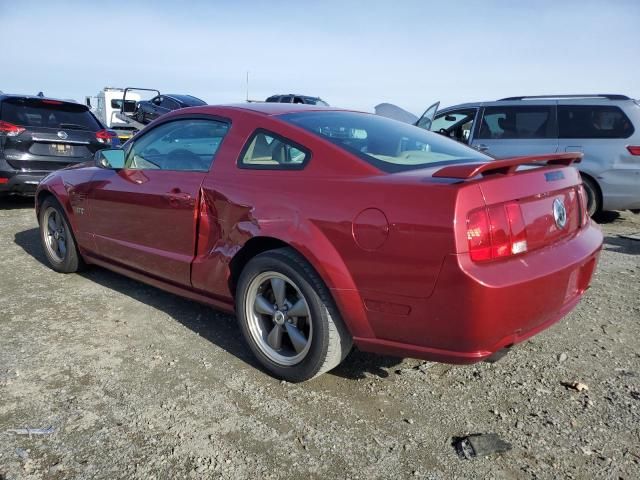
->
[430,109,477,144]
[239,130,310,170]
[124,118,229,171]
[558,105,634,139]
[477,106,556,139]
[161,97,179,110]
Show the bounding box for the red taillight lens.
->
[0,120,25,137]
[627,146,640,156]
[467,208,492,262]
[95,129,113,144]
[0,177,9,184]
[576,185,589,226]
[467,201,528,262]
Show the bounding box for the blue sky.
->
[0,0,638,114]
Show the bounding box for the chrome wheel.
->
[43,206,67,263]
[244,271,312,366]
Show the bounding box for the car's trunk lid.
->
[434,153,587,258]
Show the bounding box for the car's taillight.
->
[0,120,25,137]
[576,185,589,226]
[627,146,640,155]
[467,201,528,262]
[95,129,113,145]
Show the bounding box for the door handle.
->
[476,144,489,152]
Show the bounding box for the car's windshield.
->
[280,111,490,172]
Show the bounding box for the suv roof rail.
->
[498,94,631,101]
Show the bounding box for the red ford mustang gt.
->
[35,103,602,382]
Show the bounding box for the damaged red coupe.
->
[35,103,602,382]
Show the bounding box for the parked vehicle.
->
[266,94,329,106]
[86,87,141,142]
[35,103,602,382]
[416,95,640,216]
[135,94,206,124]
[0,93,115,197]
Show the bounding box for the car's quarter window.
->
[558,105,634,139]
[124,119,229,171]
[477,106,556,139]
[239,130,310,169]
[280,111,489,173]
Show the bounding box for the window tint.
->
[240,130,309,169]
[430,109,477,144]
[558,105,634,139]
[280,111,489,173]
[478,106,555,139]
[279,96,293,103]
[160,97,179,109]
[1,98,101,130]
[124,119,229,171]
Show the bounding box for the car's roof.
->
[209,102,345,116]
[441,94,635,110]
[0,93,80,104]
[269,94,322,99]
[166,94,206,105]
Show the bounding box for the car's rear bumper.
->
[348,223,603,363]
[0,170,49,196]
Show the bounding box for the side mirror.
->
[444,115,457,121]
[96,148,125,169]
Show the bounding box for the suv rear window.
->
[478,106,556,139]
[1,98,101,131]
[558,105,634,138]
[280,111,489,173]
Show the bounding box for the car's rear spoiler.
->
[433,153,582,179]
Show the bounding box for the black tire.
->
[136,109,145,123]
[580,175,601,218]
[39,198,85,273]
[236,248,352,382]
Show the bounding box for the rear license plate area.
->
[49,143,73,156]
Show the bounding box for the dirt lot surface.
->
[0,197,639,480]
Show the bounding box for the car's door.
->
[471,103,558,157]
[87,117,230,286]
[429,108,479,145]
[144,96,159,119]
[415,102,440,131]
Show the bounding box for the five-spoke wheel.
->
[236,248,352,382]
[39,198,84,273]
[246,272,313,366]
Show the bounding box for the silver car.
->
[416,95,640,216]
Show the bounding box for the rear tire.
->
[235,248,352,382]
[136,109,145,123]
[580,175,601,218]
[39,198,85,273]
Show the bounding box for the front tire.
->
[136,109,145,123]
[39,198,85,273]
[236,248,352,382]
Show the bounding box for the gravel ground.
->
[0,197,638,480]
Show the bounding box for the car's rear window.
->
[1,98,101,131]
[279,111,489,172]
